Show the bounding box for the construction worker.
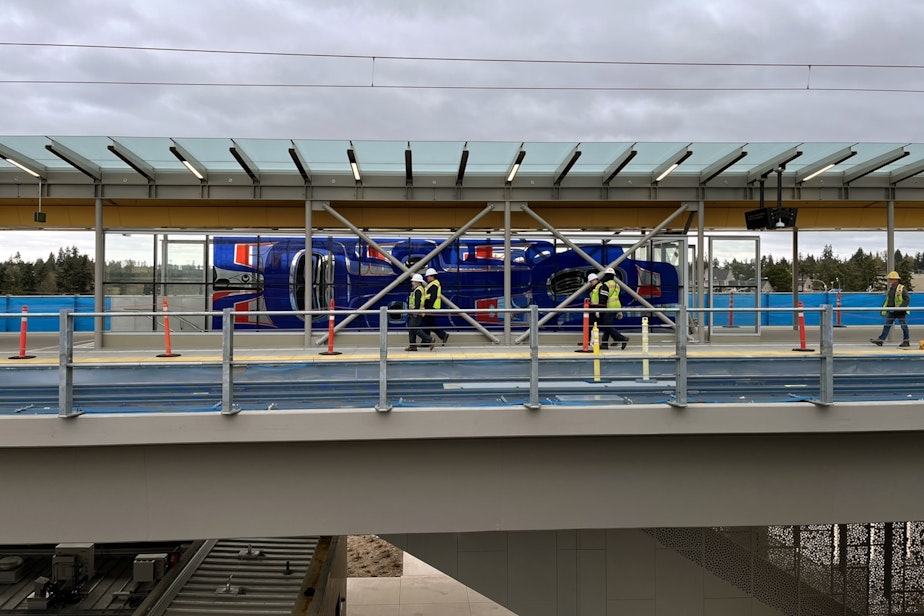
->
[871,270,911,347]
[405,273,429,351]
[423,267,449,349]
[590,267,628,350]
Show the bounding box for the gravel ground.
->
[347,535,403,577]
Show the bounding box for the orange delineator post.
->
[834,291,846,327]
[319,298,342,356]
[727,293,735,327]
[10,306,35,360]
[157,298,180,357]
[792,300,814,352]
[581,298,590,350]
[18,305,28,357]
[575,298,593,353]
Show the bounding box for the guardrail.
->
[0,304,915,418]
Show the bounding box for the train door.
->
[707,236,761,337]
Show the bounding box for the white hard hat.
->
[587,273,598,281]
[411,274,424,283]
[604,267,615,275]
[425,267,438,277]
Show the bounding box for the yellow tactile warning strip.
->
[0,343,918,367]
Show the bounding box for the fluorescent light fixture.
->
[651,146,692,183]
[169,143,206,180]
[795,146,856,184]
[655,163,679,183]
[347,148,361,182]
[801,163,837,182]
[181,159,204,180]
[4,157,40,178]
[506,149,526,184]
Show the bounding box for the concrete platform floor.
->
[347,552,516,615]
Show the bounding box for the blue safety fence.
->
[0,292,912,332]
[705,292,915,327]
[0,296,108,331]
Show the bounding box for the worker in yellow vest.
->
[423,267,449,349]
[590,267,628,350]
[405,274,429,351]
[871,270,911,348]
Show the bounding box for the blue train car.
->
[210,236,681,331]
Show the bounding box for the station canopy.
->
[2,137,924,193]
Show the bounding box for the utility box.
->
[133,553,168,583]
[53,543,95,583]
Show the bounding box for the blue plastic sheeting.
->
[706,292,917,328]
[0,296,109,332]
[0,291,910,332]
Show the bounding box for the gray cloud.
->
[2,0,924,258]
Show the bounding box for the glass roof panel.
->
[882,143,924,174]
[463,141,523,176]
[173,138,238,171]
[50,136,128,170]
[232,139,295,172]
[4,137,924,183]
[782,142,855,173]
[408,141,465,175]
[620,142,690,175]
[111,136,185,172]
[518,142,579,175]
[569,142,637,176]
[670,143,745,175]
[290,140,352,174]
[0,136,69,169]
[351,141,409,174]
[735,142,802,169]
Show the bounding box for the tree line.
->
[0,244,921,296]
[0,248,202,295]
[727,245,922,293]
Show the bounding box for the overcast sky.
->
[3,0,924,261]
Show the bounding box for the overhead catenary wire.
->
[1,42,923,94]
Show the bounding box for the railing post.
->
[670,305,688,408]
[815,304,834,406]
[58,309,82,418]
[375,306,392,412]
[221,308,239,415]
[525,305,541,410]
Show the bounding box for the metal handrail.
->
[0,303,906,417]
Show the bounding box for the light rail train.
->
[210,235,682,331]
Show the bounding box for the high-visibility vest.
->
[425,279,442,309]
[408,285,425,310]
[590,282,602,306]
[882,283,910,315]
[604,280,622,309]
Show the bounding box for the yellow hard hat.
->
[888,271,900,279]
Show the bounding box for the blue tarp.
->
[0,296,108,332]
[0,292,910,332]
